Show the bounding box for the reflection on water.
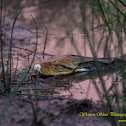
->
[17,68,122,102]
[43,68,122,101]
[5,0,126,57]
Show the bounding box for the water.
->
[1,0,125,102]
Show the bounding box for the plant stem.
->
[0,0,6,92]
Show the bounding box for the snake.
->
[33,55,125,76]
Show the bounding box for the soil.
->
[0,17,113,126]
[0,95,111,126]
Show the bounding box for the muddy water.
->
[42,69,122,101]
[1,0,125,102]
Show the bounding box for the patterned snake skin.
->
[76,58,122,71]
[33,55,125,76]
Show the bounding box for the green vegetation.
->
[0,0,126,125]
[79,0,126,126]
[0,0,38,121]
[0,0,20,93]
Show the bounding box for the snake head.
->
[33,64,41,73]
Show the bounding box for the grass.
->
[0,0,20,93]
[53,0,126,125]
[0,0,126,125]
[0,0,38,122]
[6,11,19,92]
[79,0,126,125]
[0,0,6,93]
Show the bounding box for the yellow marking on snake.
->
[33,55,124,76]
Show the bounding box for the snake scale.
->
[33,55,125,76]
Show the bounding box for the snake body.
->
[75,58,122,71]
[33,55,124,76]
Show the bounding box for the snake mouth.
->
[75,68,90,72]
[33,68,40,75]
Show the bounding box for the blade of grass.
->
[80,4,87,55]
[6,12,19,92]
[96,30,105,53]
[28,94,38,123]
[118,0,126,8]
[95,0,110,30]
[109,0,126,18]
[0,82,4,92]
[107,1,114,27]
[104,31,112,57]
[0,0,6,92]
[2,0,7,28]
[43,25,48,59]
[68,26,81,55]
[114,76,121,114]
